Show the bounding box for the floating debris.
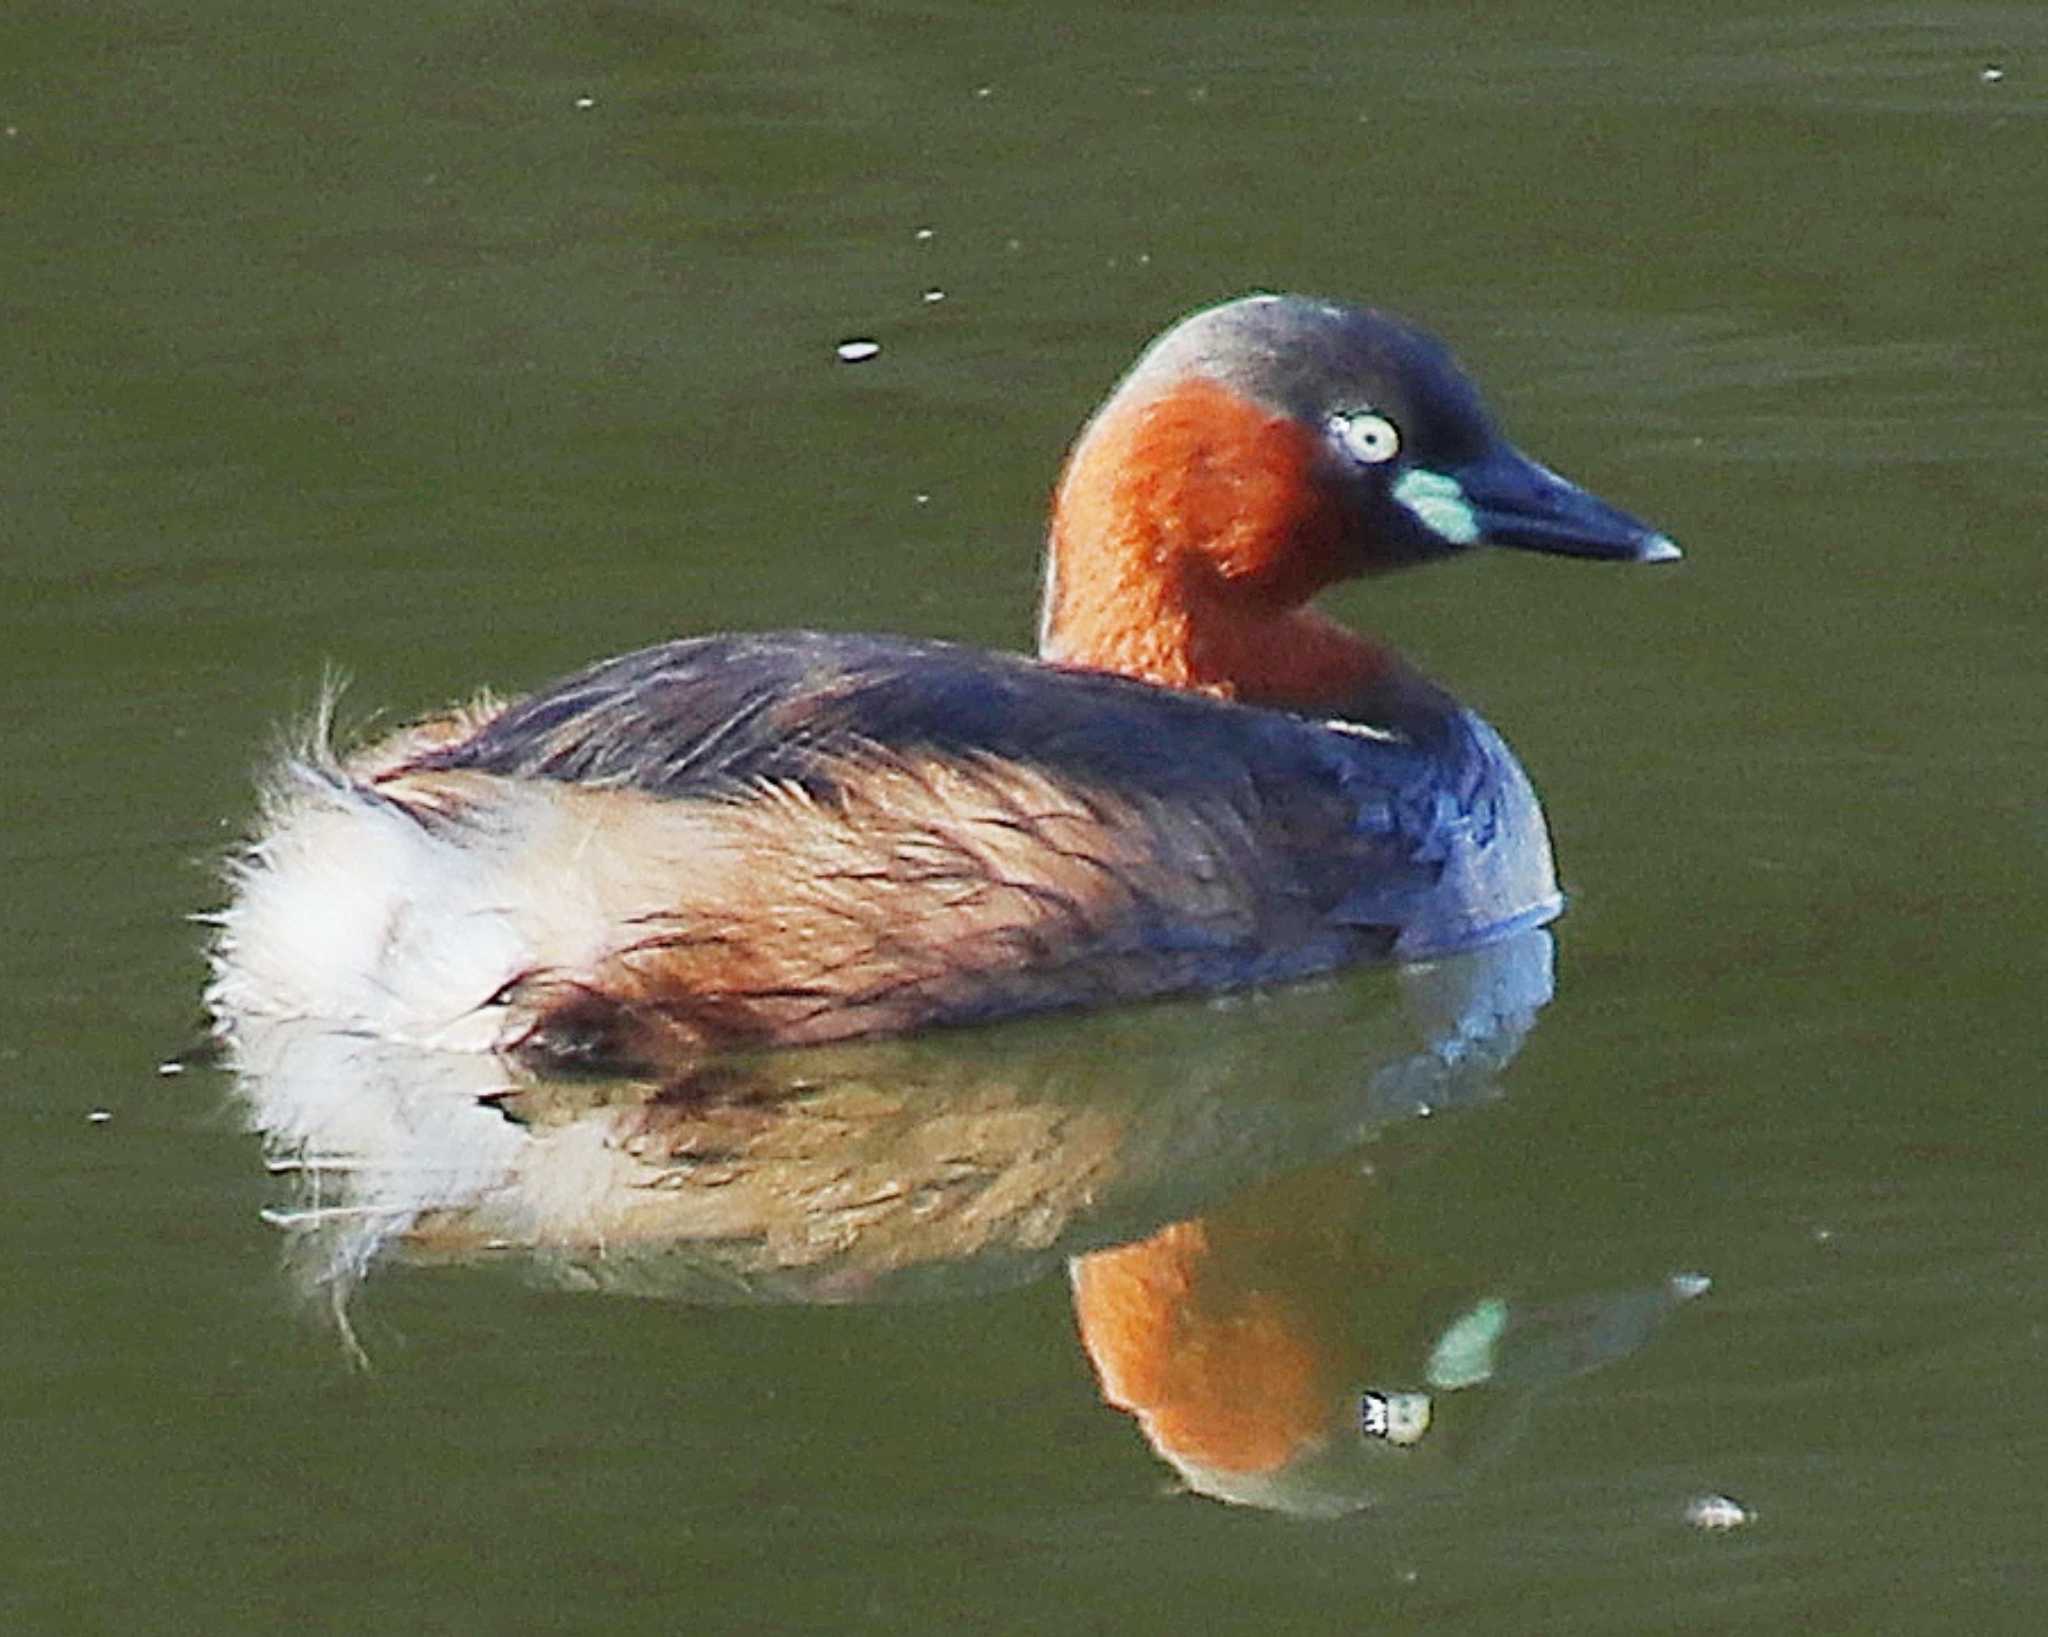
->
[1669,1271,1713,1301]
[1685,1493,1753,1531]
[835,339,882,364]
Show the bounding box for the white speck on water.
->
[922,288,945,303]
[835,339,882,363]
[1669,1271,1713,1301]
[1980,65,2005,83]
[914,226,934,241]
[88,1109,113,1124]
[1137,252,1152,265]
[1813,1225,1835,1244]
[974,85,992,99]
[1685,1493,1753,1531]
[914,492,931,505]
[156,1060,185,1077]
[573,95,596,109]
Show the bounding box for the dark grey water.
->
[8,2,2046,1630]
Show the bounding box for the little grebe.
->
[206,294,1676,1064]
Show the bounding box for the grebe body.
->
[207,295,1675,1063]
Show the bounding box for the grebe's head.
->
[1041,293,1676,697]
[1083,293,1679,579]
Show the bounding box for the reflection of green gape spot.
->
[1393,469,1479,544]
[1427,1295,1510,1389]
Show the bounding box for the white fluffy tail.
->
[206,759,532,1052]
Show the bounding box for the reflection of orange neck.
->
[1041,377,1393,712]
[1071,1219,1333,1475]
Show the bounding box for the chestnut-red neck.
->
[1040,376,1392,711]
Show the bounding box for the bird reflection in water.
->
[1071,1168,1709,1516]
[223,924,1704,1514]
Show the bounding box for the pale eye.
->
[1331,409,1401,465]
